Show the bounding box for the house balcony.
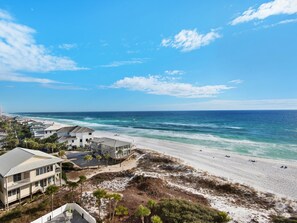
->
[5,178,31,190]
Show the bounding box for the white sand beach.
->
[92,130,297,200]
[27,118,297,200]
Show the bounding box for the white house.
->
[0,147,63,208]
[44,123,64,138]
[90,137,132,159]
[29,122,48,139]
[57,126,94,148]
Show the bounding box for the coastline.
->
[24,116,297,200]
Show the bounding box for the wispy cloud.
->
[229,79,243,84]
[111,75,233,98]
[101,58,147,68]
[0,72,57,84]
[0,9,86,86]
[58,43,77,50]
[161,29,221,52]
[165,70,185,75]
[0,9,13,20]
[263,17,297,28]
[231,0,297,25]
[41,84,89,91]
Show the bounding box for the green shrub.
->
[272,216,297,223]
[62,162,74,171]
[155,199,231,223]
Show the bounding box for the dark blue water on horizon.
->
[17,110,297,160]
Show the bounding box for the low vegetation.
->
[272,216,297,223]
[153,199,231,223]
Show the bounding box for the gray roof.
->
[57,126,94,134]
[0,147,62,177]
[92,137,131,148]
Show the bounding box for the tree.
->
[151,215,163,223]
[84,154,93,166]
[104,153,110,166]
[135,205,151,223]
[78,175,87,205]
[93,189,107,219]
[58,150,66,158]
[115,205,129,219]
[147,199,157,210]
[96,155,102,168]
[46,185,59,213]
[67,181,78,202]
[111,193,122,223]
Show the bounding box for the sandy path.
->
[66,155,140,181]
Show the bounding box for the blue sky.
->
[0,0,297,112]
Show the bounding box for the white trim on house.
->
[31,203,96,223]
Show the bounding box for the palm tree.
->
[104,153,110,166]
[78,175,87,205]
[84,154,93,166]
[46,185,59,213]
[105,193,113,221]
[147,199,157,210]
[135,205,151,223]
[151,215,163,223]
[93,189,107,220]
[115,205,129,220]
[67,181,78,202]
[58,150,66,158]
[111,193,122,223]
[96,155,102,168]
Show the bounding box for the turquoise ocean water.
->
[18,111,297,160]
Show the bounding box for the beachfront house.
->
[0,147,63,208]
[90,137,132,159]
[31,203,96,223]
[44,123,64,138]
[57,126,94,148]
[29,122,47,138]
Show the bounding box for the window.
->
[72,140,74,143]
[89,132,92,135]
[36,165,53,176]
[45,131,47,134]
[13,173,22,182]
[80,139,82,142]
[8,188,19,197]
[35,181,39,187]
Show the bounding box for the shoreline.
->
[22,116,297,200]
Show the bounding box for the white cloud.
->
[112,75,232,98]
[0,9,13,20]
[229,79,243,84]
[41,84,88,91]
[165,70,185,75]
[161,29,221,52]
[0,71,57,84]
[101,58,146,67]
[58,43,77,50]
[0,9,85,85]
[263,17,297,27]
[231,0,297,25]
